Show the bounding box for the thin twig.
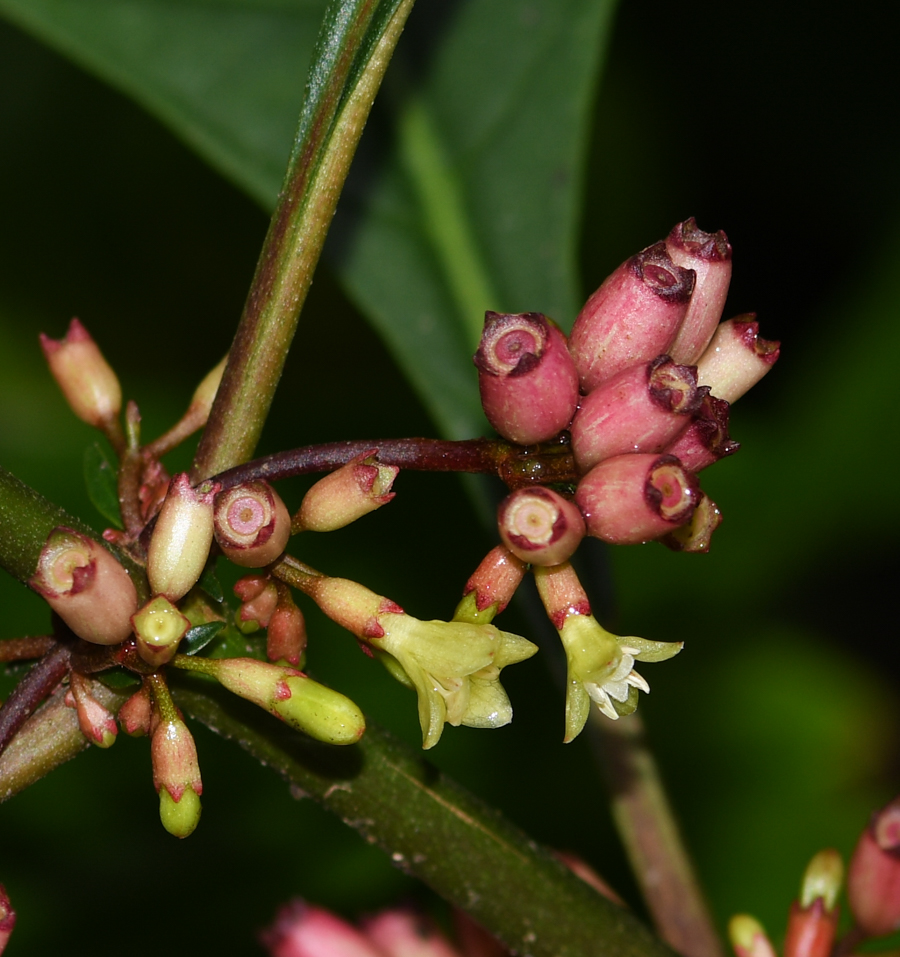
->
[0,642,70,759]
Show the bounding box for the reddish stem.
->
[0,641,71,758]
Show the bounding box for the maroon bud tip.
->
[647,355,705,414]
[474,312,547,376]
[646,455,700,524]
[668,218,732,262]
[632,243,696,303]
[497,487,585,566]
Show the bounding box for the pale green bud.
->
[159,786,201,839]
[132,596,190,667]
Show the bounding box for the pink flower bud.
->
[497,487,585,566]
[665,218,733,363]
[0,885,15,956]
[235,575,279,631]
[848,797,900,938]
[300,577,402,640]
[261,901,384,957]
[118,684,152,736]
[29,527,138,645]
[132,596,191,668]
[696,315,780,403]
[728,916,777,957]
[660,491,722,553]
[462,545,527,614]
[267,586,307,666]
[66,672,118,748]
[39,318,122,430]
[151,715,202,838]
[362,908,463,957]
[569,243,695,392]
[570,355,705,472]
[214,480,291,567]
[474,312,579,445]
[294,452,397,533]
[663,393,739,472]
[784,850,843,957]
[147,473,220,600]
[575,453,699,545]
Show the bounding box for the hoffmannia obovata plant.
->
[0,1,898,955]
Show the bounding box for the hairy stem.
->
[192,0,417,481]
[175,679,677,957]
[590,711,723,957]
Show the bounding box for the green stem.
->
[175,679,677,957]
[590,711,723,957]
[192,0,416,481]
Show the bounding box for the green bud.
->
[132,596,190,667]
[159,786,201,839]
[800,848,843,910]
[274,675,366,745]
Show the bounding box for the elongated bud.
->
[362,908,463,957]
[696,315,780,403]
[267,585,307,666]
[660,491,722,552]
[665,218,733,363]
[118,684,152,736]
[235,575,279,631]
[66,672,117,747]
[183,657,365,745]
[261,901,384,957]
[728,916,777,957]
[29,527,138,645]
[39,318,122,430]
[0,885,15,956]
[848,797,900,938]
[569,243,695,392]
[570,355,704,472]
[299,576,403,639]
[151,715,202,838]
[293,452,397,533]
[460,545,527,616]
[147,473,219,600]
[664,393,739,472]
[132,596,190,667]
[214,480,291,567]
[474,312,579,445]
[784,850,843,957]
[575,453,699,545]
[497,487,585,566]
[190,355,226,420]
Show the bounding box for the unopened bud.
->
[569,243,695,392]
[39,318,122,430]
[152,715,202,838]
[118,684,152,736]
[362,908,462,957]
[214,480,291,567]
[848,797,900,938]
[0,885,15,955]
[660,492,722,553]
[497,487,585,566]
[132,596,190,667]
[664,393,739,472]
[299,576,403,640]
[147,473,219,600]
[474,312,579,445]
[190,355,226,420]
[66,672,117,748]
[29,527,138,645]
[784,850,843,957]
[575,453,699,545]
[696,315,780,403]
[570,355,705,472]
[665,218,733,364]
[267,586,307,666]
[728,915,777,957]
[293,452,397,533]
[261,901,383,957]
[235,575,279,631]
[459,545,527,618]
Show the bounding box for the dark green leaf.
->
[96,667,141,690]
[182,620,225,656]
[82,442,121,528]
[198,564,224,604]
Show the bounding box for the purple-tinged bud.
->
[784,850,843,957]
[570,355,704,472]
[147,473,220,600]
[66,672,118,748]
[267,585,307,666]
[663,393,739,472]
[665,218,733,364]
[29,527,138,645]
[261,901,384,957]
[696,315,780,403]
[728,916,777,957]
[234,575,279,631]
[362,908,463,957]
[118,684,152,736]
[660,492,722,553]
[474,312,579,445]
[461,545,527,614]
[138,459,171,524]
[575,453,699,545]
[497,487,585,566]
[848,797,900,938]
[214,480,291,567]
[39,318,122,430]
[151,715,202,838]
[0,885,15,956]
[569,243,696,392]
[293,451,398,533]
[132,596,190,668]
[299,577,403,640]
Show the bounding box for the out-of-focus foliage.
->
[0,0,897,953]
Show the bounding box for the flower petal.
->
[619,636,683,662]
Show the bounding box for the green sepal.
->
[83,442,122,529]
[373,648,414,689]
[612,685,640,717]
[618,636,684,663]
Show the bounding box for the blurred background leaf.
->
[0,0,898,954]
